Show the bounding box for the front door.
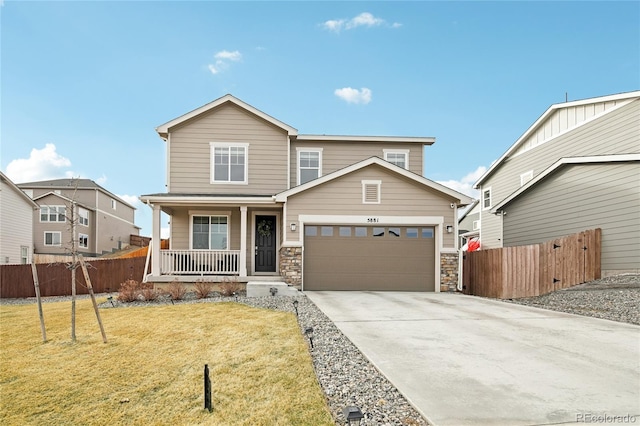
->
[255,215,277,273]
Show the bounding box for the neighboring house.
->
[474,90,640,276]
[0,172,38,264]
[458,199,480,248]
[17,179,140,257]
[140,94,473,292]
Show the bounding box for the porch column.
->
[239,206,248,277]
[151,204,161,276]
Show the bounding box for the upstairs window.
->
[211,143,248,184]
[79,234,89,249]
[297,148,323,185]
[383,149,409,169]
[482,188,492,210]
[111,199,117,210]
[79,207,89,226]
[40,206,66,223]
[44,231,62,246]
[192,215,228,250]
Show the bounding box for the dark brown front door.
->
[255,215,277,272]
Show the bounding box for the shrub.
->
[194,280,213,299]
[140,283,159,301]
[166,280,187,300]
[219,277,241,297]
[117,279,141,302]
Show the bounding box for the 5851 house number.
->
[367,218,380,223]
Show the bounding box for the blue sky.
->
[1,1,638,237]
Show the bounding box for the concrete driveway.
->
[305,291,640,426]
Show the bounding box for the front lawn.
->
[0,299,333,425]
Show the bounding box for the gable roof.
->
[156,94,298,139]
[32,191,95,211]
[0,172,38,208]
[18,178,136,210]
[457,199,479,222]
[275,156,474,206]
[475,90,640,187]
[491,153,640,213]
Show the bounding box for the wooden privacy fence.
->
[0,257,146,298]
[462,229,601,299]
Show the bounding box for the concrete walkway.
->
[305,291,640,426]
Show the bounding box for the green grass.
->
[0,299,333,425]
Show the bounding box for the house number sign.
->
[367,217,380,223]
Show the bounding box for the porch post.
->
[152,204,161,276]
[239,206,248,277]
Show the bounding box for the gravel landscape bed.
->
[3,274,637,425]
[503,274,640,325]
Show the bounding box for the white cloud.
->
[161,227,170,239]
[208,50,242,75]
[214,50,242,61]
[334,87,372,104]
[5,143,73,182]
[96,174,107,185]
[117,194,141,208]
[436,166,487,199]
[322,12,399,33]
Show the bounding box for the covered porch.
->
[141,194,285,282]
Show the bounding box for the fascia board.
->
[296,134,435,144]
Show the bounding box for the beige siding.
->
[169,103,289,194]
[480,98,640,249]
[32,194,70,255]
[290,140,424,187]
[285,165,458,248]
[0,180,34,263]
[503,162,640,274]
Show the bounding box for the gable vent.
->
[362,180,381,204]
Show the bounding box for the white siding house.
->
[0,172,38,264]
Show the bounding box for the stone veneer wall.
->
[280,247,302,288]
[440,252,459,292]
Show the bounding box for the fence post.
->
[204,364,213,412]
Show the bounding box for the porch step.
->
[246,281,300,297]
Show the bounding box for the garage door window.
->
[355,227,367,237]
[305,226,318,237]
[422,228,434,238]
[321,226,333,236]
[389,227,400,237]
[373,227,385,237]
[406,228,418,238]
[339,227,351,237]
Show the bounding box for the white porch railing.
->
[159,250,241,275]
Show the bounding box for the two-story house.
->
[141,94,473,292]
[474,90,640,276]
[18,179,140,257]
[0,172,38,264]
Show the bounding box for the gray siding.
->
[285,164,458,248]
[480,98,640,249]
[290,140,424,188]
[503,162,640,274]
[459,211,480,235]
[168,103,289,195]
[0,179,34,264]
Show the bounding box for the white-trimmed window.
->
[472,220,480,230]
[383,149,409,169]
[192,215,228,250]
[520,170,533,187]
[362,180,381,204]
[40,206,66,223]
[20,246,29,264]
[79,207,89,226]
[297,148,322,185]
[79,234,89,249]
[211,143,248,184]
[44,231,62,246]
[482,187,492,210]
[111,199,117,210]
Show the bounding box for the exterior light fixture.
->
[290,222,297,231]
[293,299,299,317]
[343,406,364,425]
[305,326,314,348]
[446,225,453,233]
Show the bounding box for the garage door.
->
[304,225,435,291]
